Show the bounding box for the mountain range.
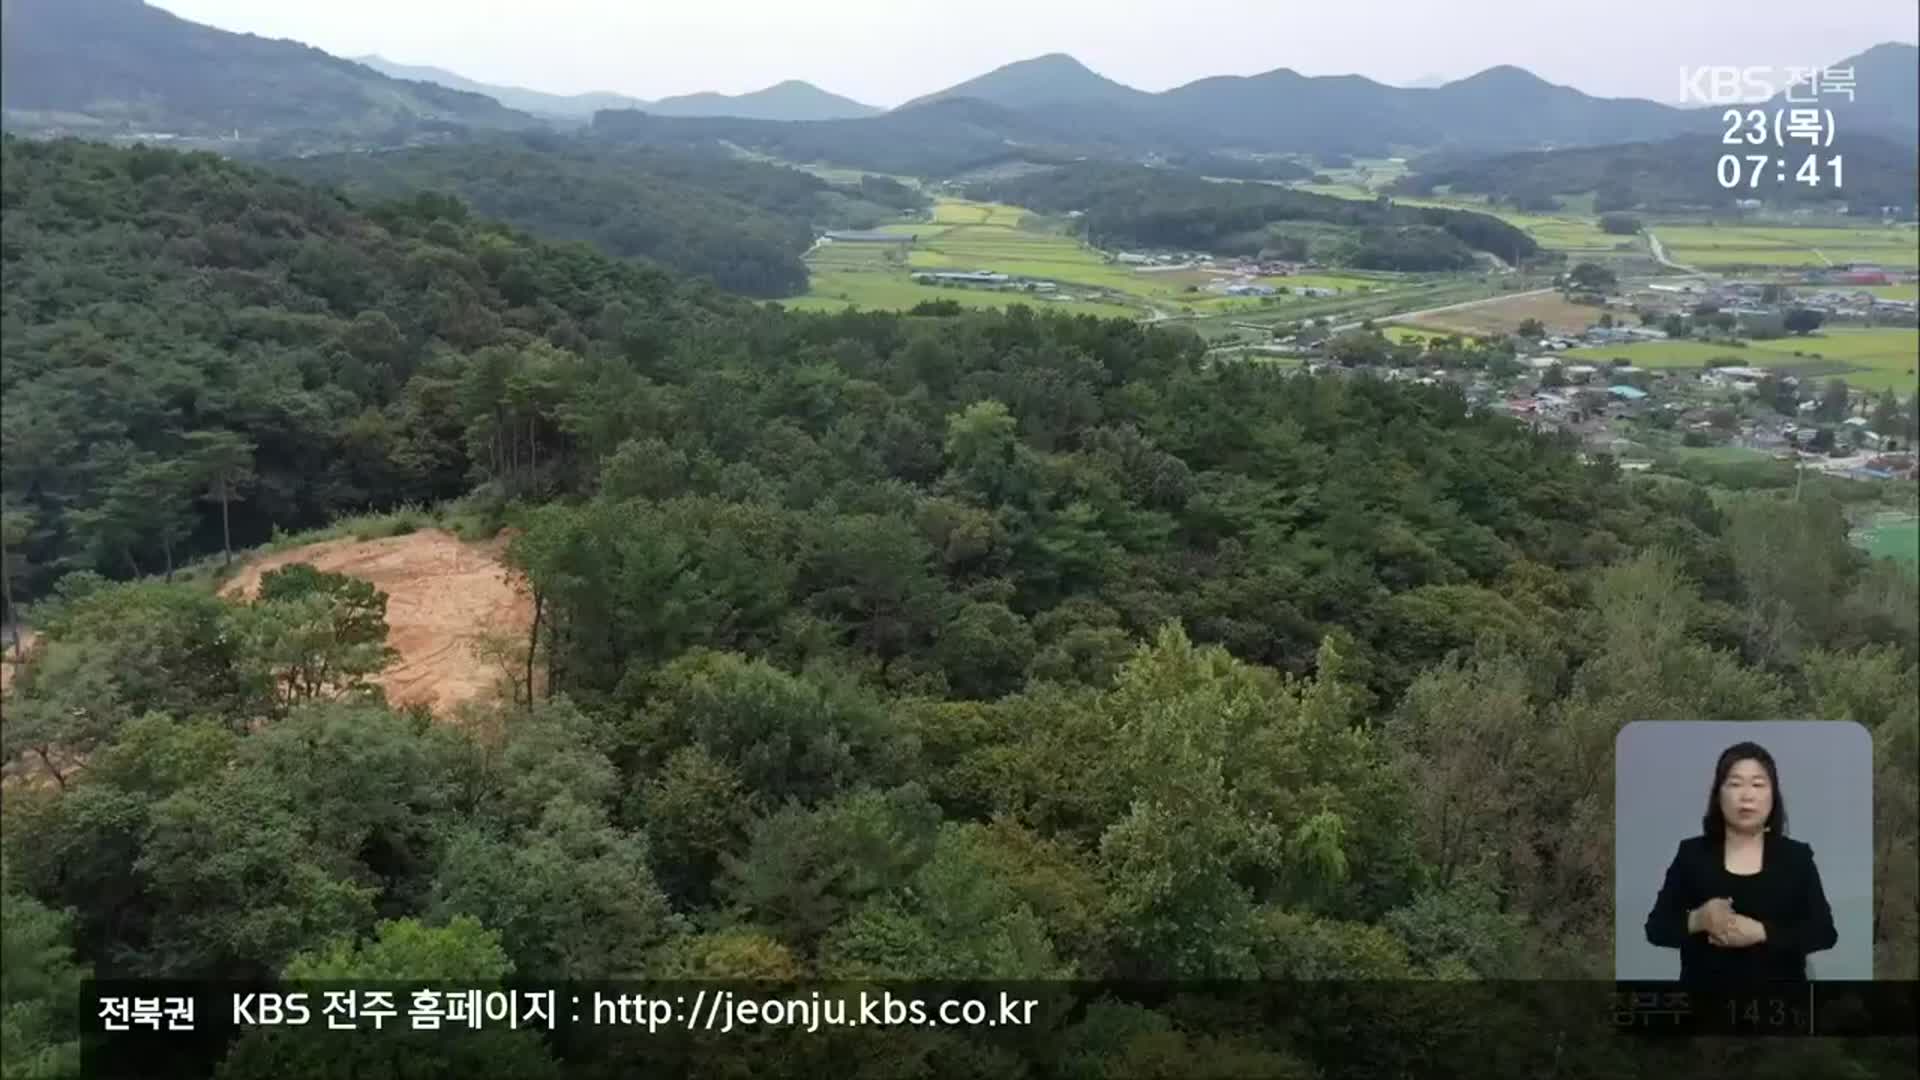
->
[351,56,649,120]
[2,0,1912,167]
[895,51,1893,154]
[355,56,879,123]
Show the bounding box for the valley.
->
[784,195,1417,321]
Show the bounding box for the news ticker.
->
[82,979,1917,1041]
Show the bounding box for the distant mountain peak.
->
[1025,52,1097,70]
[1452,65,1554,88]
[901,52,1147,111]
[645,80,880,121]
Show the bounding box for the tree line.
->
[972,162,1541,269]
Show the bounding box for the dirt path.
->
[1645,231,1702,275]
[221,529,533,719]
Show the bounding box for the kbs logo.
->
[1680,67,1779,105]
[1679,66,1857,105]
[232,992,312,1026]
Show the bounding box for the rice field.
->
[1655,226,1919,269]
[785,197,1419,317]
[787,198,1145,316]
[1563,328,1919,392]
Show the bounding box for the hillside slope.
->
[354,54,648,120]
[1768,42,1919,144]
[0,0,540,141]
[277,139,819,296]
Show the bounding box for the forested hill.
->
[590,99,1092,179]
[0,134,748,587]
[972,163,1540,268]
[2,135,1916,1079]
[274,139,926,297]
[0,0,540,143]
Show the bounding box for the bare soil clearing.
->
[221,529,532,719]
[1403,291,1601,336]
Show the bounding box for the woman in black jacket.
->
[1644,741,1838,985]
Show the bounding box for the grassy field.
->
[1866,283,1919,301]
[1564,328,1920,392]
[1669,445,1778,466]
[1856,512,1918,568]
[1518,215,1625,253]
[1268,272,1390,292]
[786,197,1421,318]
[1655,225,1919,269]
[1384,326,1470,346]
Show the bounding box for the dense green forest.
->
[590,99,1089,180]
[1398,133,1920,215]
[971,163,1541,268]
[275,137,929,297]
[2,138,1916,1078]
[1162,152,1315,183]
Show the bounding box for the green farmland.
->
[785,197,1414,318]
[1655,225,1919,269]
[1564,328,1920,392]
[1856,512,1919,570]
[1384,326,1476,346]
[785,199,1143,317]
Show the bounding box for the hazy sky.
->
[150,0,1915,106]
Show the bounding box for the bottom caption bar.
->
[78,980,1918,1079]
